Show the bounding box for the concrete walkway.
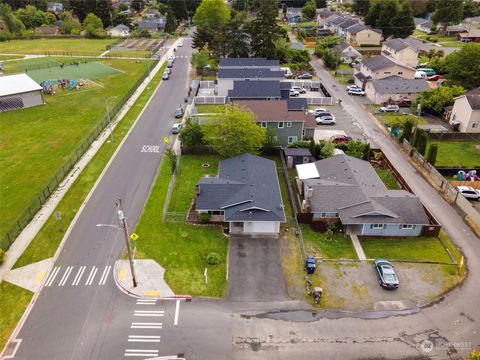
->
[350,234,367,261]
[4,258,53,292]
[114,259,175,298]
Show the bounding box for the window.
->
[288,136,298,144]
[384,71,391,74]
[302,129,306,136]
[371,224,385,229]
[278,122,284,129]
[472,123,479,128]
[260,122,267,128]
[208,210,224,215]
[401,224,414,230]
[398,71,403,75]
[320,212,338,218]
[286,122,292,127]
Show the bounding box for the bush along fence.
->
[401,138,480,231]
[0,59,159,251]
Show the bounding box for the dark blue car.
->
[305,256,316,274]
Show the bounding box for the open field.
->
[0,54,24,61]
[0,57,153,242]
[107,50,152,58]
[0,38,118,56]
[429,140,480,167]
[379,114,428,128]
[135,155,228,297]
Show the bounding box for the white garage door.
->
[248,222,276,233]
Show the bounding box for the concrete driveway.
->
[227,235,288,302]
[312,104,366,141]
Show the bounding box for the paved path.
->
[349,234,366,260]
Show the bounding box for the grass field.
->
[0,54,24,61]
[430,140,480,167]
[135,155,228,297]
[25,61,121,82]
[0,57,153,242]
[380,114,428,128]
[0,38,118,56]
[107,50,152,58]
[302,224,357,259]
[194,104,224,113]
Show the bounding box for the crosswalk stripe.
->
[127,335,161,343]
[130,322,162,329]
[45,266,61,287]
[124,349,159,357]
[134,310,164,317]
[98,265,111,285]
[72,266,86,286]
[136,299,157,305]
[85,266,98,286]
[58,266,74,286]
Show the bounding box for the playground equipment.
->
[40,80,55,95]
[68,79,77,90]
[456,170,480,181]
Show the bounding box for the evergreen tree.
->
[417,132,427,156]
[224,12,250,57]
[352,0,370,15]
[377,0,399,38]
[302,0,316,21]
[0,3,25,39]
[432,0,463,29]
[316,0,327,8]
[248,0,281,58]
[94,0,113,27]
[130,0,145,13]
[426,144,438,166]
[402,120,414,142]
[364,0,382,27]
[165,7,177,33]
[390,0,415,38]
[168,0,188,20]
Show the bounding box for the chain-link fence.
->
[0,60,159,251]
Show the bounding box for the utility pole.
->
[117,198,137,287]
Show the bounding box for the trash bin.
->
[305,256,316,274]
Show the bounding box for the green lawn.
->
[1,58,153,245]
[430,140,480,167]
[135,155,228,297]
[440,41,466,47]
[107,50,153,58]
[361,233,459,263]
[0,54,24,60]
[375,167,401,190]
[380,114,428,128]
[194,104,224,113]
[0,282,33,351]
[168,155,220,213]
[302,224,357,259]
[0,38,118,56]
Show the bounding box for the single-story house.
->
[414,18,433,33]
[286,7,302,23]
[108,24,130,37]
[218,57,280,70]
[145,10,157,19]
[284,148,315,169]
[0,73,44,112]
[364,75,429,104]
[296,154,431,237]
[337,18,360,37]
[195,154,286,235]
[333,41,363,63]
[316,8,333,26]
[449,87,480,133]
[35,26,60,36]
[445,24,467,36]
[217,68,285,96]
[235,100,316,145]
[354,55,416,88]
[327,16,348,33]
[381,38,419,68]
[458,29,480,43]
[346,24,382,46]
[137,17,165,32]
[228,80,291,101]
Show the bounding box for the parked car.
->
[348,88,365,96]
[289,89,300,97]
[374,259,399,289]
[385,97,412,107]
[347,84,361,91]
[316,113,336,125]
[331,134,352,143]
[456,186,480,201]
[171,123,183,134]
[168,55,175,62]
[297,72,313,79]
[178,41,183,47]
[379,104,400,112]
[162,71,170,80]
[167,60,174,68]
[291,85,306,94]
[308,107,327,116]
[427,74,444,81]
[174,107,183,118]
[416,68,436,76]
[165,68,171,75]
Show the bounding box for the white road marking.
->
[136,300,157,305]
[134,310,164,317]
[45,267,61,287]
[98,265,111,285]
[130,322,163,329]
[85,266,98,286]
[58,266,74,286]
[124,349,159,357]
[127,335,161,343]
[72,266,86,286]
[174,300,180,326]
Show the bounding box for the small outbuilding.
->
[0,74,44,112]
[284,148,315,169]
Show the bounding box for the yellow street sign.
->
[130,233,139,241]
[164,137,169,143]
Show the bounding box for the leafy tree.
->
[316,48,341,69]
[179,119,206,148]
[248,0,281,58]
[416,132,427,156]
[82,12,106,38]
[0,3,26,38]
[315,35,340,50]
[463,0,480,18]
[426,144,438,165]
[203,104,266,158]
[316,0,327,8]
[94,0,113,27]
[408,0,428,16]
[60,10,81,34]
[224,12,250,57]
[412,127,424,148]
[352,0,370,15]
[118,3,128,11]
[16,5,46,29]
[390,0,415,38]
[168,0,188,20]
[414,85,464,114]
[263,128,280,152]
[165,147,178,173]
[308,139,316,157]
[113,12,132,27]
[432,0,463,29]
[67,0,96,22]
[165,7,177,33]
[131,0,145,13]
[193,0,230,29]
[191,48,210,71]
[320,142,335,158]
[377,0,399,38]
[346,140,368,159]
[401,119,414,142]
[135,28,152,38]
[185,0,202,17]
[232,0,247,11]
[302,0,316,21]
[364,0,383,27]
[443,44,480,90]
[45,12,57,25]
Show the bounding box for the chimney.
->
[195,184,201,196]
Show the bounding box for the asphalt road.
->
[10,40,194,360]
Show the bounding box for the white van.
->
[415,71,427,79]
[281,67,293,78]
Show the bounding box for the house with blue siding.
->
[296,154,431,237]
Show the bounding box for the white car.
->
[347,84,361,91]
[308,107,327,116]
[348,88,365,96]
[289,89,300,97]
[168,55,175,62]
[178,41,183,47]
[316,113,336,125]
[456,186,480,201]
[291,86,306,94]
[379,104,400,112]
[171,123,183,134]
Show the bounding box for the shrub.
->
[165,147,177,173]
[325,229,334,240]
[417,132,428,156]
[207,252,221,265]
[0,249,5,265]
[426,144,438,166]
[199,213,211,223]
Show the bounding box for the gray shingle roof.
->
[219,58,280,68]
[228,80,283,99]
[329,16,347,25]
[286,97,308,111]
[217,68,285,79]
[196,154,285,222]
[284,148,312,157]
[362,55,412,71]
[137,18,165,30]
[371,76,429,94]
[383,38,409,52]
[338,18,359,30]
[465,87,480,109]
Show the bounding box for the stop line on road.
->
[44,265,111,287]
